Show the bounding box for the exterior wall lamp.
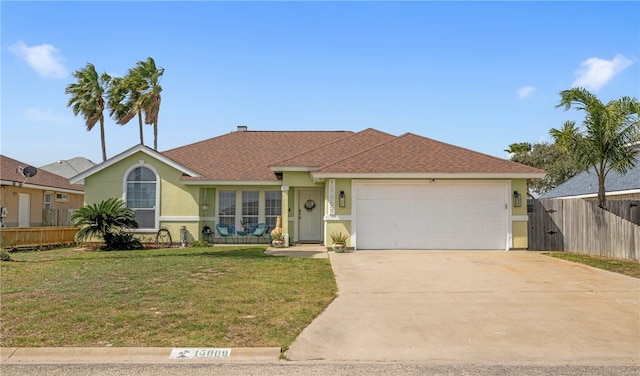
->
[339,191,346,207]
[513,191,522,207]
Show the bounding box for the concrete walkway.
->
[285,250,640,365]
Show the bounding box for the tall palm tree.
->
[551,87,639,208]
[130,57,164,150]
[107,76,145,145]
[65,63,111,161]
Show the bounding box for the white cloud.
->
[518,86,535,99]
[572,54,632,91]
[24,107,73,125]
[8,40,68,79]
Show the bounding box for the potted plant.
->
[271,231,285,248]
[330,231,349,253]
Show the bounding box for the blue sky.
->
[2,1,639,168]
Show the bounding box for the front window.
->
[126,167,157,229]
[265,191,282,229]
[218,191,236,227]
[217,190,283,231]
[242,191,259,230]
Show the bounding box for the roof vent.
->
[237,125,248,132]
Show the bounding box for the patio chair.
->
[215,223,236,244]
[248,223,270,244]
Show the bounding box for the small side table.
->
[236,230,248,244]
[202,231,214,244]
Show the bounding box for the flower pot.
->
[272,239,285,248]
[332,242,346,253]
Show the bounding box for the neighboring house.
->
[40,157,96,179]
[539,162,640,201]
[0,155,85,227]
[71,127,545,250]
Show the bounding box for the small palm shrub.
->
[71,198,139,251]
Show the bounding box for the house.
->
[40,157,96,179]
[539,161,640,201]
[70,127,545,250]
[0,155,85,227]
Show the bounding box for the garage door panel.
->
[356,182,507,250]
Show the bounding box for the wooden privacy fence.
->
[528,198,639,261]
[0,227,78,250]
[42,209,77,226]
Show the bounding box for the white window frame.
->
[44,192,53,209]
[122,162,160,232]
[216,189,282,231]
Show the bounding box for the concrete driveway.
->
[285,251,640,365]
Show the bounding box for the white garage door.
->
[355,181,508,250]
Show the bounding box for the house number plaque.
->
[169,348,231,359]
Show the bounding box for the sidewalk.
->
[1,347,282,364]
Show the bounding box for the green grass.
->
[0,246,337,348]
[543,252,640,279]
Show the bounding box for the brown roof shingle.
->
[272,128,396,168]
[1,155,84,191]
[317,133,545,174]
[162,130,352,181]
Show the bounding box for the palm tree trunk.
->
[137,111,144,145]
[99,116,107,162]
[597,173,607,208]
[154,120,158,150]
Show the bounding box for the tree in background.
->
[128,57,164,150]
[65,63,111,162]
[107,76,145,145]
[506,141,580,195]
[552,87,639,208]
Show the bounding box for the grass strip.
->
[1,246,337,348]
[543,252,640,279]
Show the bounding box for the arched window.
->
[126,166,157,229]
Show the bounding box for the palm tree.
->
[71,198,139,249]
[65,63,111,161]
[552,87,639,208]
[130,57,164,150]
[504,142,532,155]
[107,76,145,145]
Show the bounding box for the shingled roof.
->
[163,130,352,181]
[72,128,545,184]
[1,155,84,192]
[314,133,545,176]
[540,162,640,199]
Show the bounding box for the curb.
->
[1,347,282,364]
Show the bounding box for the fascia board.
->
[70,145,201,184]
[311,172,547,179]
[1,180,83,194]
[182,180,282,186]
[270,166,316,172]
[555,188,640,199]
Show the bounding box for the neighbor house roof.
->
[40,157,96,179]
[539,163,640,199]
[1,155,84,193]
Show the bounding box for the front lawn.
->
[543,252,640,279]
[0,246,337,348]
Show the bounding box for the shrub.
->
[0,250,11,261]
[102,232,142,251]
[189,240,211,248]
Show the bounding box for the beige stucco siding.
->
[0,185,83,227]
